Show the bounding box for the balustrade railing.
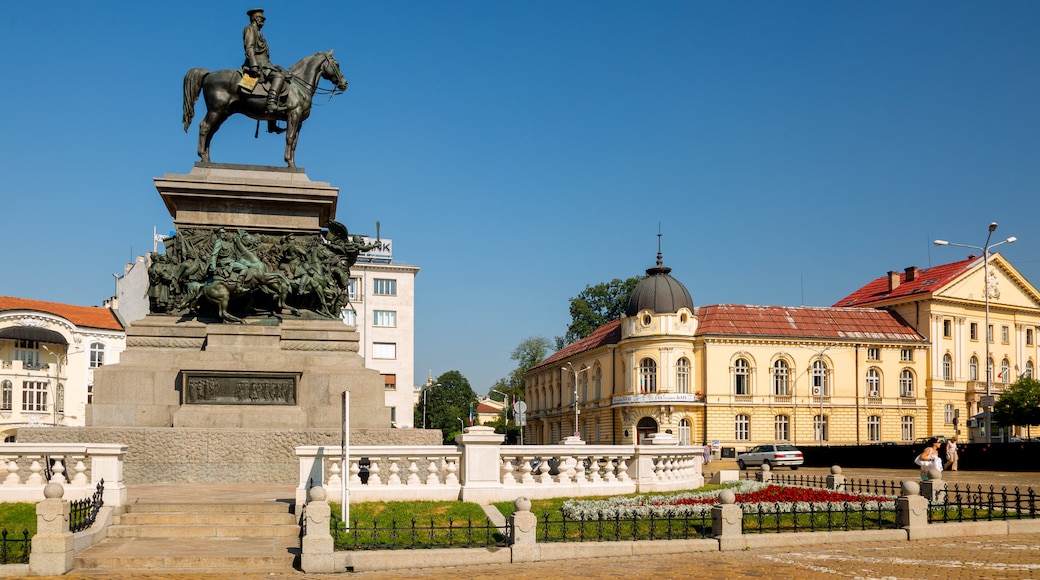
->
[297,429,706,506]
[0,443,127,506]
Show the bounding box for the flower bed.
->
[562,481,894,520]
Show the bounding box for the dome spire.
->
[648,224,671,276]
[625,225,693,316]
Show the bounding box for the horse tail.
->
[182,68,209,132]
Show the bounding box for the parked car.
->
[736,444,803,469]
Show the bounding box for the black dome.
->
[625,254,694,317]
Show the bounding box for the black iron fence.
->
[741,500,896,533]
[929,484,1039,523]
[69,480,104,533]
[538,511,713,542]
[330,515,506,550]
[0,529,30,565]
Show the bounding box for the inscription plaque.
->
[183,371,299,405]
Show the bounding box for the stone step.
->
[73,537,297,573]
[117,511,296,526]
[125,501,293,514]
[106,522,300,538]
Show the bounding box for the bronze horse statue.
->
[182,50,347,168]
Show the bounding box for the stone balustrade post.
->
[755,463,772,483]
[455,426,504,502]
[825,465,845,491]
[300,486,336,574]
[29,483,74,576]
[895,480,928,529]
[711,489,744,550]
[88,444,128,508]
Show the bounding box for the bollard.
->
[826,465,845,491]
[300,486,336,574]
[29,483,74,576]
[755,463,772,483]
[895,480,928,529]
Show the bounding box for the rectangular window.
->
[348,278,361,301]
[372,278,397,296]
[1,381,11,411]
[814,415,828,442]
[1002,325,1010,343]
[87,383,94,405]
[383,374,397,390]
[373,310,397,327]
[900,348,913,362]
[22,381,48,412]
[341,309,356,326]
[390,407,397,425]
[970,323,978,341]
[89,343,105,368]
[14,339,41,370]
[943,319,952,338]
[901,416,915,442]
[866,347,880,361]
[372,342,397,359]
[774,415,790,441]
[1028,328,1035,346]
[988,324,993,343]
[867,416,881,442]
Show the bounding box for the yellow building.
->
[837,253,1040,442]
[523,251,994,449]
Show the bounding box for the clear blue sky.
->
[3,2,1039,394]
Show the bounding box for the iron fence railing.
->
[929,484,1039,523]
[741,500,897,533]
[69,479,104,533]
[0,529,30,564]
[330,515,506,550]
[537,511,713,543]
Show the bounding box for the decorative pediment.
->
[936,255,1040,309]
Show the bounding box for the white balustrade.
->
[0,443,127,506]
[298,436,705,505]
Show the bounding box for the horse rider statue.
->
[243,8,287,115]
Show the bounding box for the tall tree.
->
[559,277,641,346]
[486,337,551,443]
[413,370,477,443]
[992,377,1040,438]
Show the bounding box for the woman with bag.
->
[916,437,942,481]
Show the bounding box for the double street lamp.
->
[934,222,1016,443]
[564,363,592,440]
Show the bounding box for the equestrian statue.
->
[182,8,348,168]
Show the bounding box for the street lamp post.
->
[564,363,592,440]
[40,345,64,426]
[490,388,511,437]
[422,382,441,430]
[935,222,1016,444]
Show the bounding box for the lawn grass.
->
[0,504,36,536]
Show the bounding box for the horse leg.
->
[198,110,228,163]
[284,114,302,168]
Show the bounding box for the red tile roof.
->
[533,319,622,370]
[533,303,924,369]
[696,304,924,342]
[476,401,502,414]
[833,257,978,308]
[0,296,123,331]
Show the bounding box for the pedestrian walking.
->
[943,436,959,471]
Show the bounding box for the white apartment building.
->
[340,237,420,428]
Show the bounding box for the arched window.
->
[813,415,828,441]
[811,360,828,397]
[899,369,915,398]
[774,415,790,441]
[733,359,751,395]
[0,380,11,411]
[639,359,657,393]
[772,360,789,396]
[1027,361,1035,379]
[675,358,691,394]
[1001,358,1011,383]
[735,414,750,441]
[867,416,881,442]
[594,366,602,399]
[866,368,880,397]
[89,342,105,368]
[580,372,588,402]
[678,418,691,446]
[942,353,953,381]
[969,356,979,381]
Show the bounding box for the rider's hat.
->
[246,8,265,17]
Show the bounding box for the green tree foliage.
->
[558,277,641,347]
[486,337,552,444]
[992,377,1040,437]
[413,370,477,443]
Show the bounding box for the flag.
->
[468,405,474,426]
